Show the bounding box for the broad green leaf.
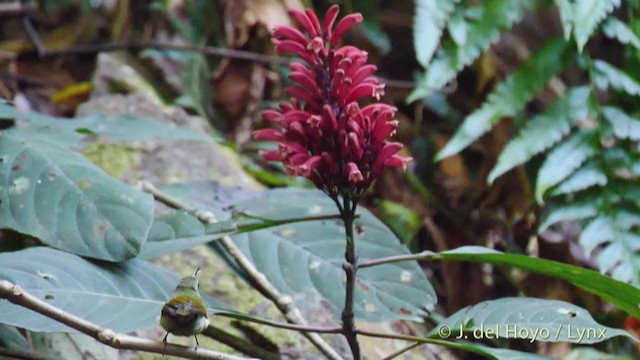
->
[535,131,596,203]
[603,106,640,140]
[430,298,632,343]
[603,17,640,50]
[423,246,640,319]
[471,344,553,360]
[538,196,600,232]
[572,0,621,50]
[563,348,633,360]
[594,60,640,96]
[437,39,570,160]
[579,216,640,285]
[0,247,225,332]
[488,87,591,183]
[550,163,607,196]
[413,0,455,67]
[0,132,154,261]
[0,324,29,350]
[412,0,532,99]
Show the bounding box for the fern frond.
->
[538,196,600,232]
[414,0,455,67]
[603,17,640,50]
[411,0,532,99]
[436,39,571,161]
[551,163,607,196]
[593,60,640,96]
[535,130,597,203]
[488,87,591,183]
[555,0,574,40]
[603,106,640,140]
[572,0,621,50]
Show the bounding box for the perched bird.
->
[160,268,210,350]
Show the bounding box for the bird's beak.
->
[192,268,201,277]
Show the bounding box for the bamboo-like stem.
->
[140,181,344,360]
[339,196,361,360]
[0,280,249,360]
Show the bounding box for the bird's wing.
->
[162,295,208,324]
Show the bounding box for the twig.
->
[359,250,434,269]
[21,15,45,56]
[0,347,50,360]
[382,342,421,360]
[201,325,279,360]
[0,280,250,360]
[214,312,342,334]
[140,181,344,360]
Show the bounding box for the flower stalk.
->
[339,196,360,359]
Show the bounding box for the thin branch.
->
[201,325,279,360]
[213,312,342,334]
[0,280,250,360]
[140,181,344,360]
[359,250,434,268]
[21,15,45,56]
[382,342,421,360]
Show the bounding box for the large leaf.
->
[593,60,640,96]
[579,215,640,285]
[0,131,154,261]
[410,0,532,100]
[429,298,632,343]
[413,0,455,67]
[436,39,570,160]
[563,348,633,360]
[231,189,437,322]
[571,0,621,50]
[0,324,29,350]
[535,131,596,203]
[603,17,640,50]
[488,87,591,183]
[603,106,640,140]
[417,246,640,319]
[0,247,224,332]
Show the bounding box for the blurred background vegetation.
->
[2,0,640,358]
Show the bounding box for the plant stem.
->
[358,251,434,269]
[0,280,248,360]
[213,312,342,334]
[340,196,361,360]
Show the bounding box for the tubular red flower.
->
[255,5,411,196]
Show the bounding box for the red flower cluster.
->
[254,5,410,197]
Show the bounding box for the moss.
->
[83,142,140,180]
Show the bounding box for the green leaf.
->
[572,0,621,50]
[413,0,532,97]
[0,247,225,332]
[593,60,640,96]
[603,106,640,140]
[436,38,570,160]
[413,0,455,67]
[538,196,600,232]
[535,131,596,203]
[488,86,591,183]
[179,188,435,322]
[555,0,574,40]
[579,216,640,285]
[602,17,640,50]
[430,297,632,343]
[423,246,640,319]
[0,324,29,350]
[471,344,553,360]
[563,348,633,360]
[0,132,155,261]
[550,163,607,196]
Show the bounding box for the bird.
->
[160,268,210,351]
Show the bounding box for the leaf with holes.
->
[535,131,596,203]
[410,0,532,100]
[0,247,226,332]
[436,38,571,160]
[488,86,591,183]
[0,131,154,261]
[429,298,633,343]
